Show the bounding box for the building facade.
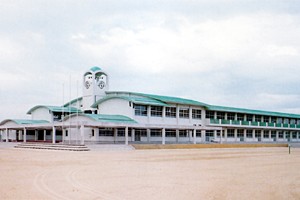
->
[1,66,300,145]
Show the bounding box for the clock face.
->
[98,81,105,89]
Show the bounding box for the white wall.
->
[31,107,52,122]
[98,99,133,118]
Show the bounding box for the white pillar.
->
[43,130,46,141]
[125,127,129,145]
[201,130,205,143]
[193,129,196,144]
[147,129,150,143]
[35,130,38,141]
[131,129,135,142]
[276,131,279,142]
[243,129,246,142]
[162,128,165,145]
[23,128,27,143]
[52,126,56,144]
[176,129,179,143]
[80,125,84,145]
[5,128,8,142]
[234,129,237,142]
[114,128,118,143]
[224,129,228,142]
[213,130,217,140]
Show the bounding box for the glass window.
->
[278,131,283,138]
[166,129,176,137]
[246,114,253,122]
[246,130,253,138]
[135,129,147,137]
[271,131,276,138]
[205,111,215,119]
[227,113,235,120]
[192,109,202,119]
[151,106,163,117]
[99,128,114,136]
[254,115,262,122]
[290,119,296,125]
[277,118,283,123]
[179,130,188,137]
[237,114,244,121]
[263,116,269,123]
[165,107,176,118]
[270,117,276,123]
[205,130,214,137]
[217,112,225,119]
[237,129,244,137]
[179,108,189,118]
[196,130,202,137]
[283,118,289,124]
[150,129,162,137]
[255,130,261,138]
[134,104,147,116]
[263,130,269,138]
[227,129,234,137]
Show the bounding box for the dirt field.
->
[0,145,299,200]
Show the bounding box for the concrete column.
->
[193,129,196,144]
[131,129,135,142]
[162,107,166,122]
[23,128,27,143]
[176,129,179,143]
[252,129,255,140]
[269,130,272,140]
[243,129,247,142]
[44,130,47,141]
[62,129,65,143]
[52,126,56,144]
[162,128,165,145]
[283,131,286,140]
[188,130,192,142]
[114,128,118,143]
[80,125,84,145]
[234,129,237,142]
[213,130,217,140]
[176,105,179,125]
[147,129,151,143]
[276,131,279,142]
[5,128,8,142]
[189,107,192,123]
[224,129,228,142]
[35,130,38,141]
[147,106,151,123]
[260,130,263,142]
[201,130,205,143]
[125,127,129,145]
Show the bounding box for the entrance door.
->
[135,132,141,141]
[37,131,44,140]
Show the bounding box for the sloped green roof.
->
[27,105,82,114]
[0,119,49,126]
[90,66,102,72]
[91,95,168,108]
[63,97,83,107]
[105,91,208,107]
[207,105,300,119]
[64,114,137,124]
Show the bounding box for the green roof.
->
[91,95,168,108]
[64,114,137,124]
[105,91,208,107]
[206,105,300,119]
[90,66,102,72]
[63,97,83,107]
[0,119,49,126]
[27,105,82,114]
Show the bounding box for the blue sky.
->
[0,0,300,120]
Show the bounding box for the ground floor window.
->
[278,131,283,138]
[263,131,269,138]
[179,130,188,137]
[196,130,202,137]
[166,129,176,137]
[237,129,244,138]
[292,132,297,139]
[135,129,147,137]
[205,130,214,137]
[246,130,253,138]
[151,129,162,137]
[227,129,234,138]
[255,130,261,138]
[271,131,276,138]
[285,132,290,139]
[99,128,114,137]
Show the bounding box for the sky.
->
[0,0,300,121]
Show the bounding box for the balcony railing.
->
[207,119,300,129]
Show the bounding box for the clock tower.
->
[82,66,109,112]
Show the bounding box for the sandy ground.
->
[0,144,299,200]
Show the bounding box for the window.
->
[278,131,283,138]
[237,129,244,137]
[254,115,261,122]
[246,114,253,122]
[277,118,283,123]
[65,130,68,137]
[217,112,225,119]
[237,114,244,121]
[271,131,276,138]
[179,130,188,137]
[134,104,147,116]
[135,129,147,137]
[290,119,296,125]
[227,129,234,138]
[99,128,114,136]
[165,107,176,118]
[151,106,163,117]
[227,113,235,120]
[246,130,253,138]
[263,116,269,123]
[91,129,95,137]
[179,108,189,118]
[255,130,261,138]
[150,129,162,137]
[205,130,214,137]
[192,109,202,119]
[283,118,289,124]
[270,117,276,123]
[166,129,176,137]
[263,131,269,138]
[205,111,215,119]
[196,130,202,137]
